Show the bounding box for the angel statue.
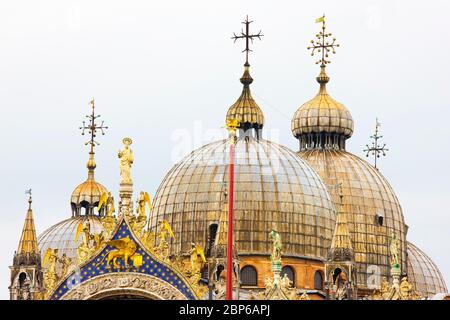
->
[98,192,115,218]
[389,233,400,269]
[156,220,175,260]
[75,220,104,264]
[269,229,282,265]
[118,137,134,184]
[43,248,59,293]
[137,191,152,218]
[188,243,207,274]
[58,253,73,279]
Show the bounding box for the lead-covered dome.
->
[407,242,447,298]
[151,136,336,260]
[299,149,407,289]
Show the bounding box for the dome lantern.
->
[226,16,264,139]
[291,16,354,151]
[70,99,109,217]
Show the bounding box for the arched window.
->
[281,266,295,286]
[314,270,324,290]
[207,224,218,256]
[240,265,258,287]
[18,272,27,288]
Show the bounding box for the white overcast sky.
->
[0,0,449,298]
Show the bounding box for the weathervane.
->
[79,99,108,153]
[307,15,340,66]
[364,118,389,169]
[232,15,263,66]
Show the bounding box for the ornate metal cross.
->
[79,99,108,151]
[307,15,340,66]
[364,118,389,169]
[232,15,263,66]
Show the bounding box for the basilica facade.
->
[9,17,447,301]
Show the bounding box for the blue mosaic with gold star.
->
[50,220,196,300]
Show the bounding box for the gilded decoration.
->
[60,273,188,300]
[48,219,198,300]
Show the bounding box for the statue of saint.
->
[118,137,134,183]
[269,230,282,264]
[389,233,400,268]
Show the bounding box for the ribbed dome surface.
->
[70,180,108,207]
[151,136,336,261]
[299,149,407,288]
[226,67,264,130]
[38,216,104,261]
[291,90,353,138]
[407,242,447,298]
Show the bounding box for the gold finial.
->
[307,15,340,67]
[79,99,108,179]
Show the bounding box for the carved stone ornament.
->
[60,272,188,300]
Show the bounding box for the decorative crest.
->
[79,99,108,152]
[231,15,263,66]
[307,15,340,66]
[364,118,389,169]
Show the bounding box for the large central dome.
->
[151,136,336,260]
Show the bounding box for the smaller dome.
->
[70,179,108,208]
[407,242,448,298]
[226,66,264,132]
[291,67,353,143]
[70,151,108,216]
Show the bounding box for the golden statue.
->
[188,243,206,273]
[118,137,134,184]
[43,248,59,295]
[137,191,151,217]
[98,236,139,269]
[155,220,175,261]
[399,276,412,299]
[131,191,152,235]
[380,276,390,294]
[75,220,104,264]
[98,192,115,218]
[58,253,72,279]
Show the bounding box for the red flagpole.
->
[226,139,235,300]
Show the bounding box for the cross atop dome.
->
[232,15,263,67]
[79,99,109,178]
[307,15,340,67]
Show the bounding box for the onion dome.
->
[407,242,448,298]
[291,66,354,150]
[151,136,336,261]
[70,153,108,216]
[13,195,40,266]
[226,65,264,135]
[38,216,104,262]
